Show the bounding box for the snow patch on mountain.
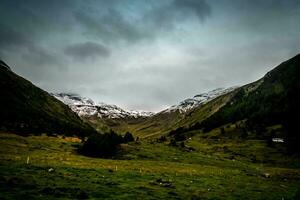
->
[52,93,154,119]
[53,87,237,119]
[161,87,237,114]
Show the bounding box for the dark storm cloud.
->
[0,0,76,35]
[74,9,146,43]
[172,0,211,21]
[21,46,60,67]
[0,25,59,67]
[142,0,211,31]
[0,0,74,66]
[64,42,110,61]
[0,27,31,49]
[75,0,211,42]
[233,0,300,11]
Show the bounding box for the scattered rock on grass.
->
[48,168,54,172]
[155,178,175,188]
[262,173,271,178]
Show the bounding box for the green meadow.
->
[1,132,299,200]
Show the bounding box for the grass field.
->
[0,132,300,199]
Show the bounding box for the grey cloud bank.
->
[0,0,300,112]
[64,42,110,61]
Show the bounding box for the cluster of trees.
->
[168,127,189,141]
[80,131,134,157]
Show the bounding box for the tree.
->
[80,131,123,157]
[123,132,134,143]
[220,127,225,135]
[169,138,177,147]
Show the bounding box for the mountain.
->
[52,88,236,137]
[170,54,300,152]
[161,87,237,114]
[52,93,154,119]
[0,60,96,136]
[197,54,300,132]
[53,88,236,120]
[130,87,238,138]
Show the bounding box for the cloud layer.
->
[1,0,300,111]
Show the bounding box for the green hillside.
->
[0,61,96,137]
[201,56,299,128]
[167,55,299,153]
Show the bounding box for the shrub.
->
[169,139,177,147]
[80,130,123,157]
[220,127,225,135]
[169,127,187,141]
[157,136,167,143]
[123,132,134,143]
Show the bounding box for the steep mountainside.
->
[0,60,96,136]
[198,54,300,131]
[175,54,300,152]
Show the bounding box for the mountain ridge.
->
[52,93,155,119]
[53,87,237,120]
[0,60,96,136]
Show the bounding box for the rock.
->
[48,168,54,172]
[262,173,271,178]
[156,178,175,188]
[162,183,174,188]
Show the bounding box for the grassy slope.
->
[0,132,300,199]
[0,62,96,136]
[84,110,184,138]
[196,55,300,140]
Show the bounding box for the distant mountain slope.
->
[176,54,300,152]
[198,54,300,131]
[119,87,238,138]
[139,54,300,142]
[0,60,96,136]
[52,88,237,137]
[161,87,237,114]
[52,93,154,119]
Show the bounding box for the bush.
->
[123,132,134,143]
[169,127,187,141]
[80,130,123,157]
[169,139,177,147]
[157,136,167,143]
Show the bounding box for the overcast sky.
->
[1,0,300,111]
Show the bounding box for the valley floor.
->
[0,132,300,199]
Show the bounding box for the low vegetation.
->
[80,131,135,157]
[0,132,300,199]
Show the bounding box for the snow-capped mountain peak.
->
[52,93,154,119]
[53,93,94,106]
[162,87,237,114]
[52,87,236,119]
